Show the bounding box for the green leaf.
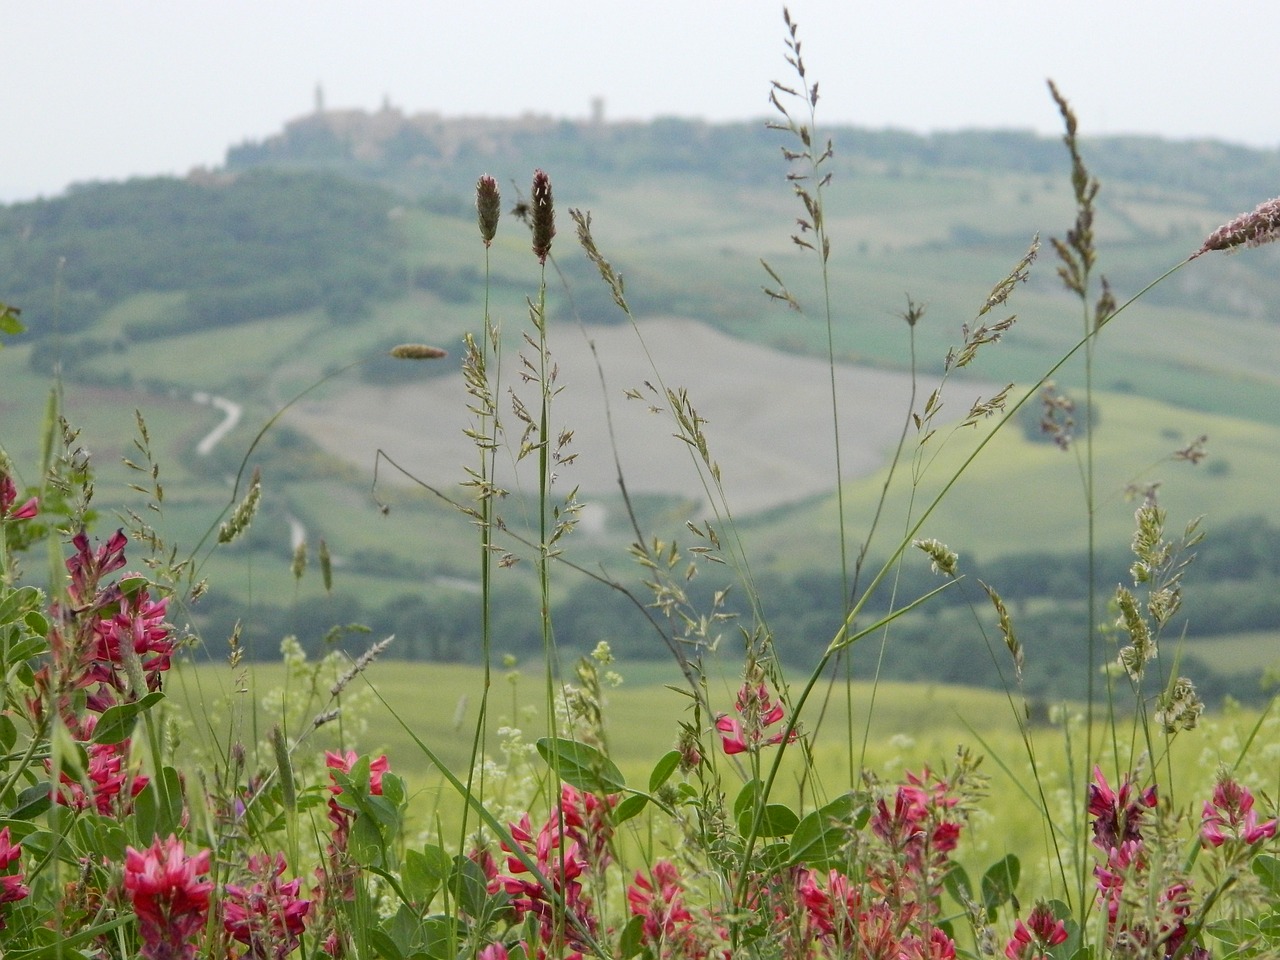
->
[155,765,185,838]
[943,863,973,905]
[448,854,490,919]
[8,784,51,822]
[0,586,40,625]
[648,750,681,792]
[1254,854,1280,896]
[618,913,646,959]
[417,915,467,960]
[614,793,649,825]
[23,609,49,637]
[789,793,861,869]
[535,737,626,794]
[0,713,16,753]
[981,854,1020,918]
[404,845,451,904]
[92,691,165,744]
[134,780,158,843]
[734,780,762,822]
[351,813,386,867]
[736,794,798,838]
[366,929,405,960]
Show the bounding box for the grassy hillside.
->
[3,119,1280,699]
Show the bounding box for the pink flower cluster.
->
[1201,775,1277,848]
[785,768,967,959]
[124,835,213,960]
[715,682,799,755]
[1088,767,1210,960]
[313,749,390,956]
[627,860,727,960]
[491,784,614,959]
[1004,902,1068,960]
[223,852,312,960]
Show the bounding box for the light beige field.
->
[286,316,996,516]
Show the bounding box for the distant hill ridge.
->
[226,105,1280,208]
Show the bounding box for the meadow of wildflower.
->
[2,7,1280,959]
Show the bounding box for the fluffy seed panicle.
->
[1194,195,1280,258]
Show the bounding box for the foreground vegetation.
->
[2,8,1279,959]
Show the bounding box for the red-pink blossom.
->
[0,473,37,521]
[1201,775,1278,847]
[53,734,148,814]
[1005,901,1068,959]
[1087,766,1156,851]
[627,860,713,958]
[0,827,29,928]
[493,787,604,957]
[124,835,213,960]
[66,528,128,610]
[715,683,798,755]
[223,852,311,960]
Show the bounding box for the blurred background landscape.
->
[3,102,1280,706]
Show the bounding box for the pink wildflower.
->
[715,682,798,755]
[493,787,605,958]
[124,835,213,960]
[901,926,958,960]
[1201,775,1277,847]
[66,528,129,610]
[0,472,37,521]
[627,860,713,958]
[0,827,30,928]
[1005,901,1068,959]
[90,585,175,694]
[223,852,311,960]
[1087,766,1156,851]
[54,734,149,815]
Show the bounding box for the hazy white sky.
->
[4,1,1278,202]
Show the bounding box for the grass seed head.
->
[1194,195,1280,258]
[531,168,555,264]
[476,174,501,246]
[390,343,448,360]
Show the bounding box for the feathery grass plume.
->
[331,635,395,697]
[1114,585,1153,681]
[531,168,555,264]
[1155,676,1204,732]
[389,343,447,360]
[570,209,628,311]
[1193,195,1280,258]
[979,235,1039,317]
[981,581,1022,681]
[913,538,958,577]
[476,174,501,246]
[1047,81,1099,302]
[318,538,332,592]
[227,620,243,668]
[217,467,261,544]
